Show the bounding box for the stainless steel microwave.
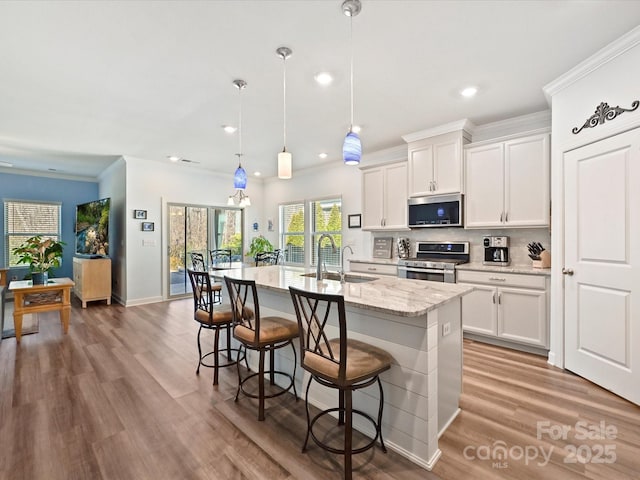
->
[408,194,463,228]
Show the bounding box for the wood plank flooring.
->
[0,298,638,479]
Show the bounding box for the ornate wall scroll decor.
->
[572,100,639,134]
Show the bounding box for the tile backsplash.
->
[369,227,551,266]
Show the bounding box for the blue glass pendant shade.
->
[234,164,247,190]
[343,131,361,165]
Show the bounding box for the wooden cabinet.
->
[457,269,548,348]
[465,133,550,228]
[73,257,112,308]
[361,161,407,230]
[407,129,470,197]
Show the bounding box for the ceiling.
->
[1,1,640,180]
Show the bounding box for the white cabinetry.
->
[361,161,407,230]
[457,270,548,348]
[407,129,470,197]
[465,133,550,228]
[349,261,397,276]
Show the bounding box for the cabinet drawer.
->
[456,270,545,289]
[350,262,397,276]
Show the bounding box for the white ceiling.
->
[1,1,640,180]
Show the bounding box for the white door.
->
[464,143,504,227]
[460,283,497,336]
[564,127,640,405]
[432,139,461,194]
[361,168,384,229]
[504,134,550,227]
[498,287,547,348]
[383,162,408,230]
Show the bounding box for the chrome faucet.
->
[316,233,337,280]
[340,245,354,283]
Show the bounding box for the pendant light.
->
[342,0,362,166]
[228,79,251,207]
[277,46,293,179]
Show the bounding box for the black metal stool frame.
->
[225,276,299,421]
[188,269,246,385]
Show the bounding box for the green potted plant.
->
[12,235,66,285]
[248,235,274,262]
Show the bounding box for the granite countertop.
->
[456,262,551,276]
[212,265,473,318]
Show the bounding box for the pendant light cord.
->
[283,54,287,149]
[350,13,354,130]
[237,84,243,165]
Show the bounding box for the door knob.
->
[562,268,574,276]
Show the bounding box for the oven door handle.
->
[398,266,447,275]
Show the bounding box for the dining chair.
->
[209,249,232,266]
[254,251,280,267]
[224,276,299,421]
[187,269,245,385]
[289,286,392,480]
[189,251,222,303]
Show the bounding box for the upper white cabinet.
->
[403,119,473,198]
[465,133,550,228]
[407,131,471,197]
[361,161,408,230]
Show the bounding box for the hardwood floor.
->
[0,298,638,479]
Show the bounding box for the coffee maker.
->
[483,236,510,266]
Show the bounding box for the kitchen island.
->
[212,265,473,471]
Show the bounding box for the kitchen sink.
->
[300,272,376,283]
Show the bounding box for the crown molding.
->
[401,118,475,143]
[471,110,551,143]
[543,25,640,103]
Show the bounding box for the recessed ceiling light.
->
[460,86,478,98]
[223,125,237,134]
[351,125,361,133]
[319,153,328,159]
[314,72,333,86]
[168,155,181,162]
[254,171,261,176]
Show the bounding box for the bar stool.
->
[289,286,392,480]
[190,252,222,303]
[224,276,299,421]
[187,269,245,385]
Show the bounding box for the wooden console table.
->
[8,278,74,343]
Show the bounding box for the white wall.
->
[122,155,264,305]
[98,157,127,303]
[545,26,640,367]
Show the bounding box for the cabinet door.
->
[464,143,504,227]
[408,144,434,197]
[433,139,462,194]
[497,287,547,347]
[383,162,408,229]
[361,167,385,229]
[504,134,550,227]
[460,283,497,335]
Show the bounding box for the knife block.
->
[532,250,551,269]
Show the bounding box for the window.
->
[5,200,62,267]
[311,198,341,268]
[280,202,305,264]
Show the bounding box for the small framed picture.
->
[348,214,361,229]
[141,222,154,232]
[134,209,147,219]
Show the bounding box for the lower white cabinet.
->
[349,261,397,276]
[457,269,548,348]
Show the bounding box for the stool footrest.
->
[198,347,245,370]
[237,370,296,400]
[308,407,382,455]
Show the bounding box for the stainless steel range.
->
[397,241,469,283]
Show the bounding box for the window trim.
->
[4,198,62,268]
